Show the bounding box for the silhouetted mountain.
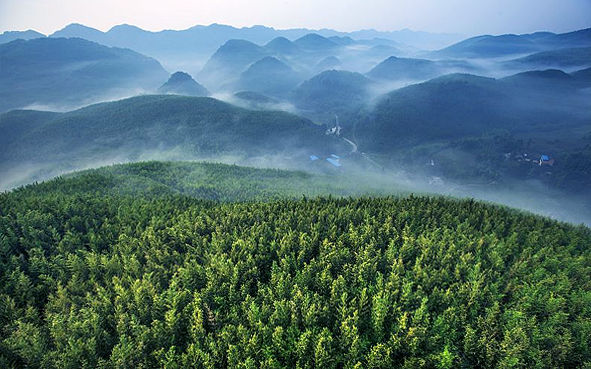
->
[429,29,591,59]
[505,47,591,69]
[44,23,456,76]
[363,44,402,59]
[237,56,302,97]
[358,73,591,152]
[158,71,210,96]
[367,56,440,81]
[502,68,591,91]
[328,36,356,46]
[0,95,341,186]
[291,70,373,115]
[571,67,591,86]
[199,39,268,90]
[317,56,342,71]
[430,34,539,58]
[0,30,45,44]
[50,23,106,41]
[293,34,340,52]
[265,36,301,55]
[501,69,577,90]
[347,28,462,50]
[521,28,591,49]
[0,38,169,112]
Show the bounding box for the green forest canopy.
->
[0,161,590,368]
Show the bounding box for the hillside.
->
[430,34,540,58]
[521,28,591,49]
[0,95,342,189]
[237,57,302,97]
[359,72,591,152]
[8,161,404,201]
[0,166,589,368]
[292,70,373,117]
[353,71,591,202]
[366,56,440,81]
[505,47,591,70]
[199,39,269,90]
[293,33,340,52]
[158,72,210,96]
[572,66,591,85]
[317,56,342,71]
[0,37,169,112]
[265,36,301,55]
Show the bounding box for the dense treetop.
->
[0,161,589,368]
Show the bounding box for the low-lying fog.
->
[2,150,589,227]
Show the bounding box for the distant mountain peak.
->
[158,71,210,97]
[294,33,339,50]
[248,56,292,71]
[168,71,196,82]
[0,30,46,44]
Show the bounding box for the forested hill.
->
[16,161,401,201]
[1,162,590,368]
[0,95,345,189]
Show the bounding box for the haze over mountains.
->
[0,37,169,112]
[0,22,590,223]
[1,18,591,367]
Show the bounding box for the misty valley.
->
[0,22,590,368]
[1,25,590,224]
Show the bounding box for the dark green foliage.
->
[0,163,590,368]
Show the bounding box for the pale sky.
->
[1,0,590,36]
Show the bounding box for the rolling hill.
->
[293,33,341,52]
[0,95,342,189]
[366,56,440,81]
[0,37,169,112]
[430,34,540,58]
[429,29,591,59]
[504,47,591,70]
[199,39,268,90]
[366,56,476,81]
[237,57,302,97]
[521,28,591,49]
[359,71,591,151]
[291,70,374,115]
[265,36,301,55]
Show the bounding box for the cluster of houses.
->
[505,152,555,166]
[310,154,342,169]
